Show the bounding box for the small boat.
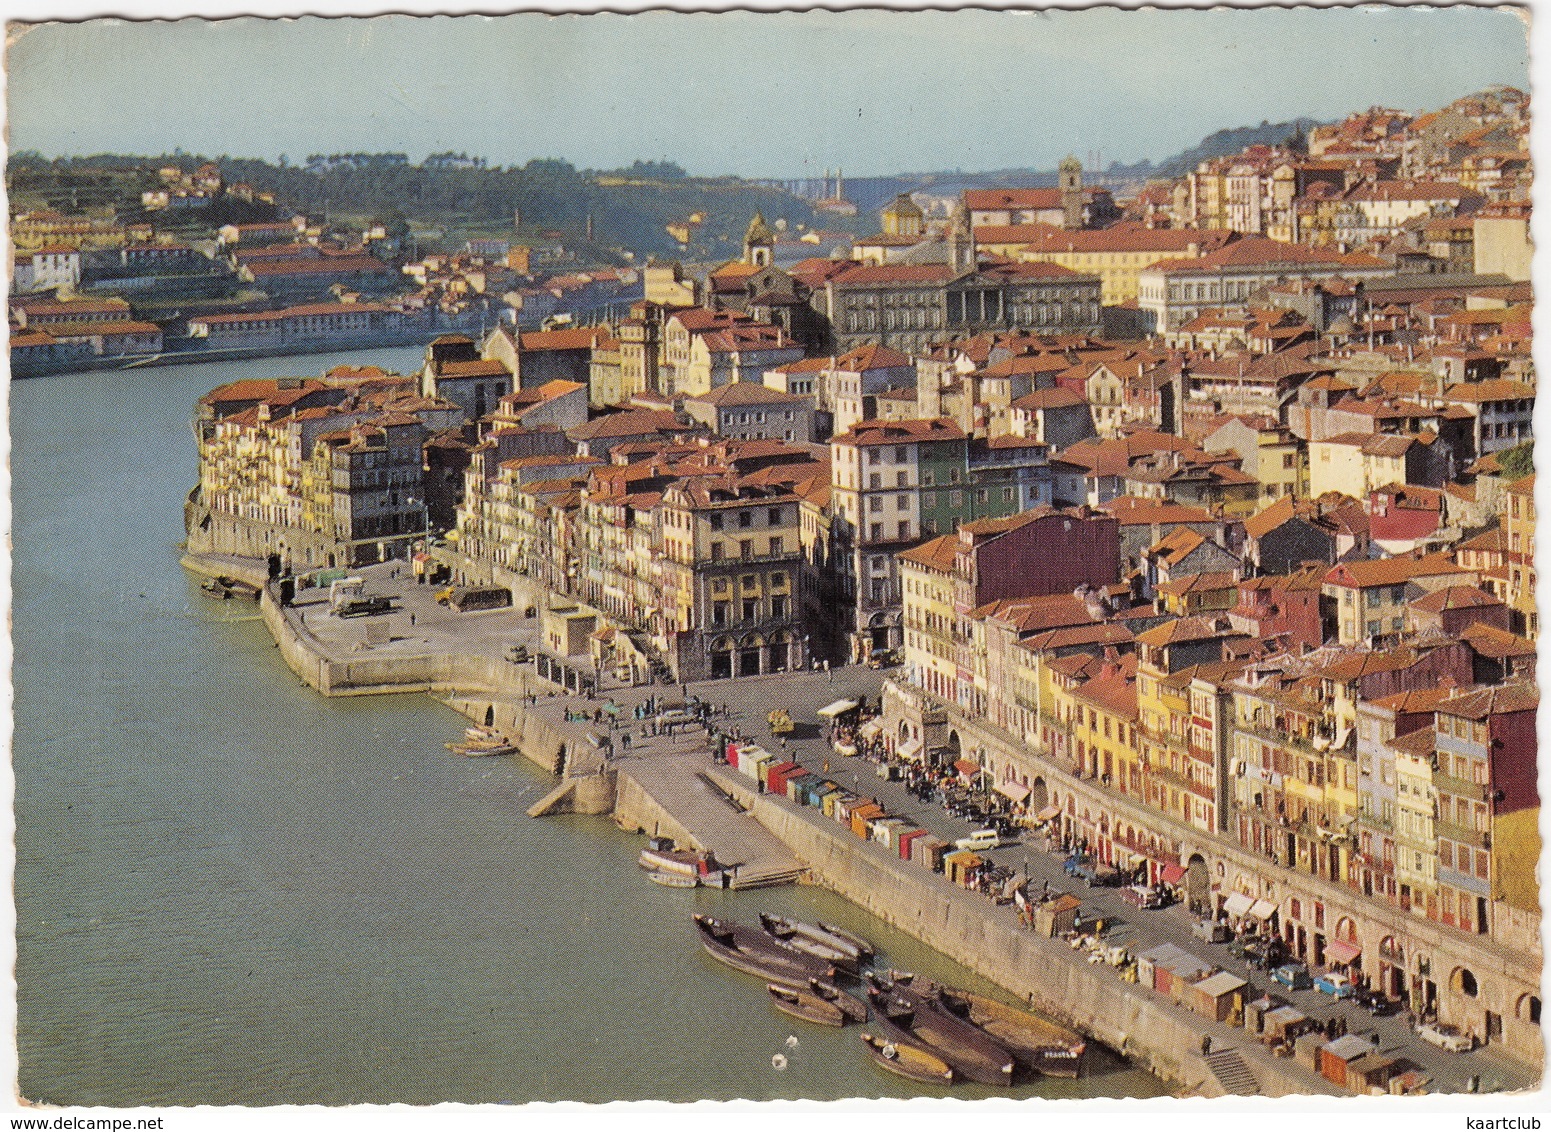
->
[759,913,872,965]
[758,913,860,969]
[890,972,1086,1078]
[446,741,516,757]
[860,1028,953,1086]
[867,982,1015,1087]
[645,869,699,888]
[807,977,868,1023]
[768,983,847,1026]
[694,914,835,987]
[815,921,875,961]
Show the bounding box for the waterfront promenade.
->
[184,549,1540,1099]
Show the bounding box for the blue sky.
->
[4,3,1532,177]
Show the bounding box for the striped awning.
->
[1035,805,1061,823]
[953,759,981,777]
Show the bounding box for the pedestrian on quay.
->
[620,733,631,753]
[1201,1035,1211,1056]
[409,612,416,626]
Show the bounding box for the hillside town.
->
[114,85,1542,1078]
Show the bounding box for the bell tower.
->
[1060,155,1084,231]
[743,212,775,267]
[948,202,974,274]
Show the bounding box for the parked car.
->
[865,649,900,669]
[1119,884,1165,909]
[1314,971,1356,998]
[955,829,1002,852]
[1353,988,1396,1016]
[504,644,530,663]
[1416,1021,1474,1052]
[1063,854,1121,887]
[1271,963,1313,991]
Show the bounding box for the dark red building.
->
[953,506,1120,612]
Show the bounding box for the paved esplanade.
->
[273,560,1535,1095]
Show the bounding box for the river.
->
[10,348,1168,1106]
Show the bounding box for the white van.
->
[954,829,1002,852]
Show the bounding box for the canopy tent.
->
[858,720,883,741]
[1326,939,1362,966]
[897,737,924,762]
[1223,892,1254,918]
[1248,899,1279,922]
[816,699,859,720]
[995,782,1031,804]
[1034,805,1061,823]
[1159,863,1187,885]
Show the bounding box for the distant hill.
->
[1104,118,1328,181]
[6,152,815,262]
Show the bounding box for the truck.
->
[336,596,393,618]
[328,576,367,611]
[446,586,511,613]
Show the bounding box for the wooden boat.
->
[445,740,516,757]
[645,869,698,888]
[890,972,1087,1078]
[758,913,860,969]
[860,1026,953,1086]
[759,913,872,965]
[768,983,847,1026]
[807,977,868,1023]
[815,921,876,961]
[867,982,1015,1087]
[693,914,836,987]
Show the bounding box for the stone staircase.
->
[1205,1047,1260,1095]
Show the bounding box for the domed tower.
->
[1060,155,1084,231]
[881,192,925,238]
[743,212,775,267]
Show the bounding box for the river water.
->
[10,349,1168,1106]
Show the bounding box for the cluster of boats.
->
[446,725,517,757]
[692,913,1087,1087]
[199,575,260,601]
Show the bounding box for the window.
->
[709,514,724,531]
[895,471,908,487]
[740,540,753,559]
[896,493,908,511]
[898,521,911,540]
[768,537,784,556]
[870,473,882,489]
[742,599,758,622]
[712,603,729,626]
[770,573,786,588]
[771,595,787,619]
[767,507,783,525]
[738,511,753,528]
[922,470,935,486]
[894,446,907,462]
[710,542,724,561]
[1282,453,1296,469]
[868,496,883,513]
[870,523,883,541]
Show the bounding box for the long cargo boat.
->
[899,974,1087,1078]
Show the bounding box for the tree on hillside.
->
[1498,441,1534,479]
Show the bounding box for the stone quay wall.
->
[723,773,1333,1099]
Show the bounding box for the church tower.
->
[947,202,974,274]
[743,212,775,267]
[1060,155,1084,231]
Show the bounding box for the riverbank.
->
[13,328,461,379]
[187,548,1362,1100]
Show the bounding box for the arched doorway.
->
[1029,776,1048,814]
[738,634,764,677]
[710,636,734,680]
[767,630,793,674]
[1186,853,1210,915]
